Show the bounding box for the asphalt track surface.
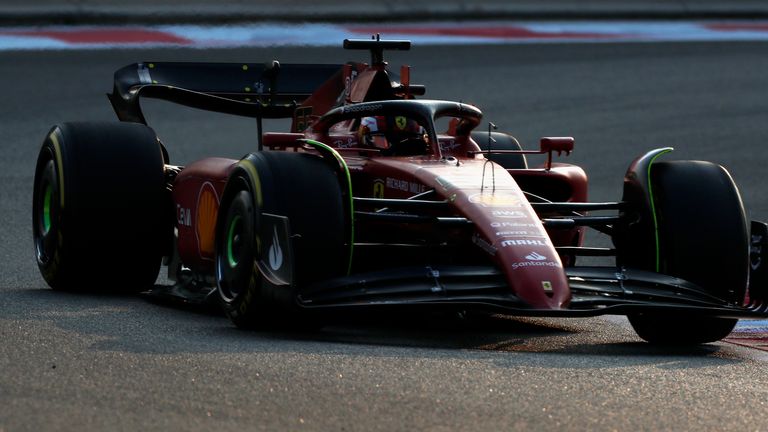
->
[2,42,768,431]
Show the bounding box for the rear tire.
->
[215,152,347,329]
[32,122,167,291]
[627,161,747,344]
[471,131,527,169]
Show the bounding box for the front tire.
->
[627,161,747,344]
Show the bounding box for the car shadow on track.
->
[5,287,737,363]
[299,313,723,357]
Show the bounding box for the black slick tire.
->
[627,161,748,344]
[32,122,167,292]
[215,151,346,329]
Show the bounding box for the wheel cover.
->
[34,158,59,265]
[216,190,256,302]
[226,215,242,268]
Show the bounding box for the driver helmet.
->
[358,115,425,149]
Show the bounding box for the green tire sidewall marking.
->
[238,159,263,208]
[301,139,355,275]
[49,131,65,209]
[646,148,673,272]
[227,215,242,268]
[237,159,263,255]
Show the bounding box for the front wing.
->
[143,264,768,319]
[296,265,768,319]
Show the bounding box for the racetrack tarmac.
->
[2,42,768,431]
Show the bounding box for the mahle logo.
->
[500,239,547,247]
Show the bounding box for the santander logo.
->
[525,252,547,261]
[510,252,561,271]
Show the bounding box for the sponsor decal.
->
[495,230,529,237]
[177,205,192,227]
[500,239,547,247]
[333,137,357,148]
[344,69,358,99]
[526,251,547,261]
[495,230,543,238]
[386,177,424,194]
[469,193,521,208]
[342,103,383,113]
[492,210,527,219]
[510,260,561,270]
[196,182,220,257]
[542,281,553,292]
[440,140,461,151]
[373,178,385,198]
[268,226,283,271]
[491,221,537,228]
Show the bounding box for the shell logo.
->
[196,182,220,258]
[469,192,521,208]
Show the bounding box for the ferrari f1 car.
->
[33,38,768,344]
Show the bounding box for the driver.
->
[358,115,428,156]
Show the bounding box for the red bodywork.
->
[169,56,587,310]
[173,158,236,271]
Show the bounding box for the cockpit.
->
[357,115,430,156]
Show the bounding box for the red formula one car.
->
[32,38,768,344]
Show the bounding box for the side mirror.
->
[540,137,574,155]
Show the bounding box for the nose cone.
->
[409,159,573,310]
[495,243,571,310]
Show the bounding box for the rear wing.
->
[108,61,344,124]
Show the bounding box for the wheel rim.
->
[34,157,59,265]
[226,215,242,268]
[216,190,256,302]
[42,184,53,234]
